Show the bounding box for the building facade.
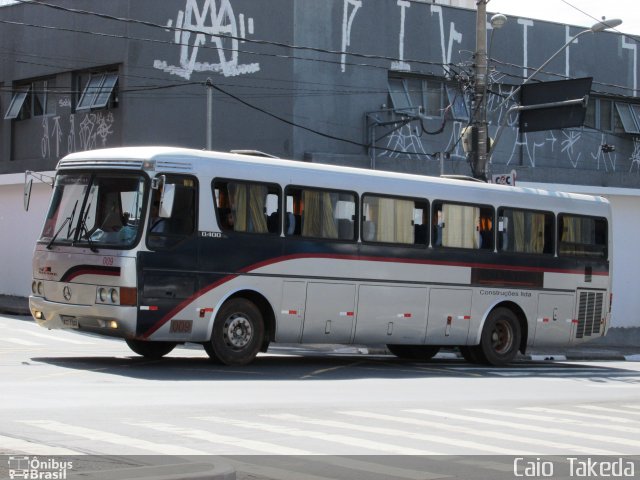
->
[1,0,639,329]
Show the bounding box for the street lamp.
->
[486,18,623,164]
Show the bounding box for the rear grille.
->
[576,291,604,338]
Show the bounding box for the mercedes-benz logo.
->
[63,286,72,301]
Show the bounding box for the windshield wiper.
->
[46,200,78,250]
[77,205,98,253]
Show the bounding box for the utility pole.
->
[206,77,214,150]
[470,0,489,181]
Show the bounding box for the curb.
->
[68,462,235,480]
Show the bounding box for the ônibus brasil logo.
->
[7,456,73,480]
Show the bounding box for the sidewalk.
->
[2,294,638,361]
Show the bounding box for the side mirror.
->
[159,183,176,218]
[24,177,33,211]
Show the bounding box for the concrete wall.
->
[608,195,640,328]
[0,175,51,296]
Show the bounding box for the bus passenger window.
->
[558,214,607,258]
[361,195,427,245]
[213,180,280,235]
[433,201,493,250]
[498,208,553,255]
[285,187,356,241]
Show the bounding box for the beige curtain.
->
[513,210,525,252]
[230,183,268,233]
[529,212,545,253]
[302,190,337,238]
[442,204,478,248]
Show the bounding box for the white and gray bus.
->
[29,147,612,366]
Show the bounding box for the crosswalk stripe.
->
[576,405,640,417]
[3,338,41,346]
[197,415,440,455]
[228,460,358,480]
[471,408,640,435]
[266,413,522,455]
[125,421,312,455]
[406,409,636,453]
[522,407,640,426]
[340,410,601,455]
[18,420,210,455]
[0,434,84,455]
[21,330,94,345]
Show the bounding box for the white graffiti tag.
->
[591,133,616,172]
[629,138,640,173]
[340,0,362,72]
[560,130,582,168]
[154,0,260,79]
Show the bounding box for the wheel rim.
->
[490,318,514,354]
[223,313,253,349]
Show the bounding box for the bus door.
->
[137,174,199,338]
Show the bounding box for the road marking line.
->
[125,421,311,455]
[18,420,210,455]
[340,411,600,455]
[472,407,640,435]
[197,415,439,455]
[0,434,84,455]
[301,361,365,379]
[523,406,640,426]
[3,338,41,346]
[576,404,640,417]
[406,409,639,452]
[266,413,521,455]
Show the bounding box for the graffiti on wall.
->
[40,106,115,160]
[154,0,260,79]
[349,2,637,174]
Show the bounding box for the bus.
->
[28,146,612,366]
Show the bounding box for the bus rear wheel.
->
[478,307,521,366]
[205,298,264,366]
[126,339,176,359]
[387,344,440,361]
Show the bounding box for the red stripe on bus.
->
[61,267,121,282]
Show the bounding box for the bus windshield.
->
[41,172,147,249]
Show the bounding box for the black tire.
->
[126,339,176,359]
[204,298,264,366]
[387,344,440,361]
[478,307,521,366]
[459,345,488,364]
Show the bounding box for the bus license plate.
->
[61,316,79,328]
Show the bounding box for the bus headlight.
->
[95,286,136,306]
[32,280,44,296]
[97,287,108,303]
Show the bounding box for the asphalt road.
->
[2,314,640,479]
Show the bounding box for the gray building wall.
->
[1,0,639,188]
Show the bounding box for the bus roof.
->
[58,146,610,216]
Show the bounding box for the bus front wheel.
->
[479,307,521,366]
[126,339,176,359]
[387,344,440,361]
[205,298,264,366]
